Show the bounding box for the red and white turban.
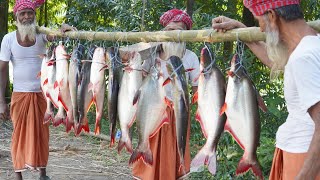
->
[13,0,45,15]
[159,9,193,30]
[243,0,300,16]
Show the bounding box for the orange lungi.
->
[132,107,191,180]
[10,92,49,172]
[270,148,320,180]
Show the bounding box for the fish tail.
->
[43,112,53,124]
[94,115,101,135]
[52,116,64,127]
[65,114,74,133]
[129,147,153,166]
[236,156,263,180]
[117,135,133,154]
[190,146,217,175]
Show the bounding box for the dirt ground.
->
[0,121,132,180]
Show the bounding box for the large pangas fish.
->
[190,46,226,175]
[76,46,95,135]
[106,47,123,146]
[117,52,142,154]
[55,43,74,133]
[163,56,189,171]
[69,44,85,135]
[129,61,170,166]
[220,54,267,180]
[88,47,106,135]
[40,44,56,124]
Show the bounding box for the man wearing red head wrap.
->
[212,1,320,180]
[0,1,75,180]
[131,9,200,180]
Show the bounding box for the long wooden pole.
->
[38,20,320,43]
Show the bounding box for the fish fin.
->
[65,114,74,133]
[236,155,263,180]
[128,113,136,127]
[256,92,268,113]
[37,71,41,78]
[94,116,101,135]
[99,64,109,72]
[43,78,49,86]
[59,79,64,88]
[219,103,227,116]
[185,68,195,72]
[58,94,69,112]
[192,91,198,104]
[190,146,216,175]
[47,60,55,66]
[46,92,58,108]
[132,89,141,105]
[224,120,245,150]
[54,81,59,89]
[164,97,172,109]
[195,110,208,138]
[52,115,64,127]
[150,116,169,138]
[162,78,171,86]
[118,136,133,154]
[129,147,153,166]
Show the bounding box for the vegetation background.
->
[1,0,319,179]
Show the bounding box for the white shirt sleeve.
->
[0,34,12,62]
[292,53,320,112]
[186,51,200,86]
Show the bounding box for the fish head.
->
[200,46,214,72]
[129,51,142,67]
[229,54,247,79]
[93,47,106,63]
[55,44,69,60]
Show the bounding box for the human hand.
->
[212,16,246,33]
[0,102,10,121]
[60,23,77,33]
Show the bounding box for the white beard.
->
[265,21,289,79]
[16,18,36,42]
[161,42,186,60]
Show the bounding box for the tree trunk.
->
[0,0,11,103]
[186,0,194,18]
[0,0,8,42]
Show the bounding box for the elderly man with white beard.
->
[0,0,74,180]
[212,0,320,179]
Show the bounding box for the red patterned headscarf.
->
[13,0,45,15]
[159,9,193,30]
[243,0,300,16]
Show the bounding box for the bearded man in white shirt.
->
[0,0,74,179]
[212,0,320,179]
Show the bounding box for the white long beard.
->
[265,22,289,79]
[16,18,36,42]
[161,42,186,60]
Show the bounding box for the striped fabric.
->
[243,0,300,16]
[13,0,45,15]
[159,9,193,30]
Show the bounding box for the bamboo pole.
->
[38,20,320,43]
